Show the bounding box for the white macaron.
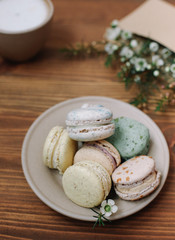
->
[66,104,115,141]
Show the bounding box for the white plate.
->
[21,96,169,221]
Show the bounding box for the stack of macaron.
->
[43,103,161,209]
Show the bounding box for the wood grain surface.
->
[0,0,175,239]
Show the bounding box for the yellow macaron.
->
[43,126,78,174]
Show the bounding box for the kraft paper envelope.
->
[119,0,175,52]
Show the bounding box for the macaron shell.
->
[66,105,113,126]
[112,156,155,185]
[53,129,78,174]
[43,126,64,168]
[107,117,150,160]
[74,140,121,175]
[77,161,111,199]
[67,123,115,142]
[74,146,114,175]
[114,171,161,201]
[97,140,121,167]
[62,161,111,208]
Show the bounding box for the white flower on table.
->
[146,64,152,70]
[170,63,175,74]
[156,58,164,67]
[161,48,172,59]
[130,39,138,48]
[165,66,170,72]
[152,55,164,67]
[120,46,134,59]
[104,43,118,55]
[153,70,159,77]
[111,19,119,28]
[133,57,148,72]
[104,27,121,40]
[149,42,159,52]
[134,75,141,83]
[100,199,118,217]
[121,30,132,40]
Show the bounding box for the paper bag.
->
[119,0,175,52]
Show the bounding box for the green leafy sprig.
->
[91,208,111,229]
[59,41,105,57]
[59,19,175,112]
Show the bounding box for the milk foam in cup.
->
[0,0,54,61]
[0,0,50,33]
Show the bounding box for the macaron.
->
[112,155,161,201]
[107,117,150,160]
[43,126,78,174]
[62,161,112,208]
[74,140,121,175]
[66,104,115,142]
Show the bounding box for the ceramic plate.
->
[21,96,169,221]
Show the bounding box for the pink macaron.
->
[74,140,121,175]
[112,155,161,200]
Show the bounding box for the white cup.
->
[0,0,54,62]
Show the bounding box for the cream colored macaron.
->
[43,126,78,174]
[112,155,161,201]
[62,161,112,208]
[74,140,121,175]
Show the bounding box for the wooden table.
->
[1,0,175,239]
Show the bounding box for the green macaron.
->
[107,117,150,160]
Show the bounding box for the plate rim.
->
[21,96,170,221]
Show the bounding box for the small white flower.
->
[120,46,133,59]
[100,199,118,217]
[165,66,170,72]
[111,19,119,28]
[126,61,131,67]
[130,56,137,64]
[104,27,121,40]
[134,57,148,72]
[156,58,164,67]
[152,55,160,64]
[152,55,164,68]
[120,57,126,62]
[153,70,159,77]
[147,64,152,70]
[134,75,141,83]
[104,43,118,55]
[130,39,138,48]
[121,30,132,40]
[161,48,172,59]
[170,64,175,73]
[149,42,159,52]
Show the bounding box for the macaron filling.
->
[116,171,157,193]
[66,117,113,126]
[114,170,161,200]
[67,123,115,141]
